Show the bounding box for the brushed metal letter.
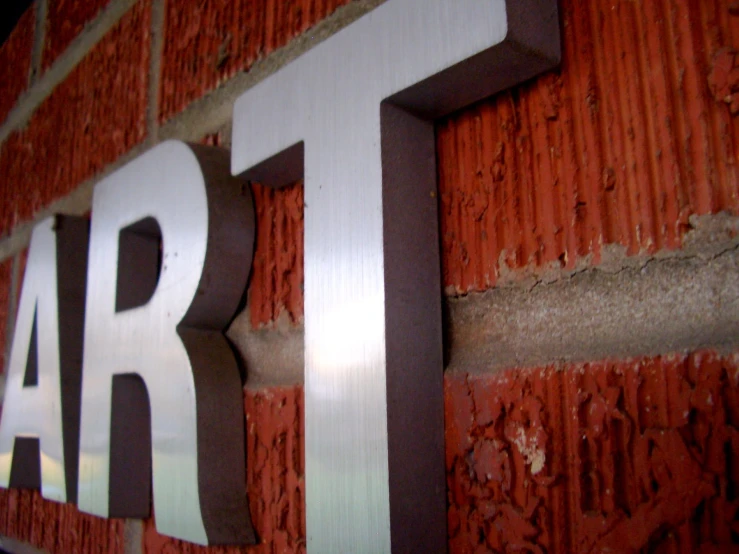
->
[232,1,560,552]
[0,216,89,504]
[78,141,255,545]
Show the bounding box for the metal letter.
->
[232,1,560,552]
[78,141,256,545]
[0,216,89,504]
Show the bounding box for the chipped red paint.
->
[42,0,112,69]
[0,489,124,554]
[0,0,150,238]
[248,182,304,329]
[437,0,739,294]
[0,6,34,124]
[446,351,739,553]
[158,0,352,123]
[142,387,305,553]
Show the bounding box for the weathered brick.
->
[437,0,739,294]
[0,0,149,237]
[42,0,112,69]
[248,182,304,328]
[0,488,124,553]
[0,6,35,124]
[159,0,352,123]
[446,350,739,553]
[142,386,305,553]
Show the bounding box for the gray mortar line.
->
[29,0,48,86]
[231,237,739,388]
[146,0,166,145]
[0,537,49,554]
[0,0,137,143]
[123,519,143,554]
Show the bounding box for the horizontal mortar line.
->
[232,241,739,388]
[0,0,387,261]
[0,536,49,554]
[0,0,138,144]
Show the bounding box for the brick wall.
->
[0,1,737,553]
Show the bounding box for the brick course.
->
[42,0,112,69]
[0,0,150,238]
[0,6,34,125]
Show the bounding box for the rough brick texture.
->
[437,0,739,294]
[0,258,13,374]
[0,6,34,124]
[42,0,112,69]
[142,387,305,553]
[249,182,304,328]
[446,350,739,553]
[0,489,124,553]
[0,0,149,238]
[159,0,351,123]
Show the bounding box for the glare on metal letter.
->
[77,141,256,545]
[232,1,560,552]
[0,216,89,504]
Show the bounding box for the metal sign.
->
[0,0,559,551]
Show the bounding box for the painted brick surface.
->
[0,6,34,124]
[446,351,739,553]
[249,182,304,328]
[0,0,149,238]
[0,489,124,553]
[437,0,739,294]
[42,0,112,69]
[142,386,305,553]
[159,0,351,123]
[0,258,12,374]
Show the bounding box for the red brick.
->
[0,489,124,554]
[0,0,149,238]
[159,0,352,123]
[42,0,111,69]
[142,386,305,553]
[437,0,739,294]
[0,6,34,124]
[445,350,739,553]
[0,258,13,375]
[249,182,304,328]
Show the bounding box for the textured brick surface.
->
[0,0,149,237]
[446,350,739,553]
[0,258,13,374]
[437,0,739,294]
[0,489,124,554]
[142,387,305,553]
[42,0,112,69]
[0,6,34,124]
[249,182,304,328]
[159,0,351,123]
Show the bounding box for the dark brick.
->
[0,0,149,237]
[42,0,112,69]
[0,6,34,124]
